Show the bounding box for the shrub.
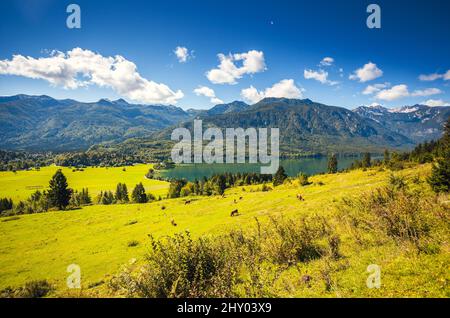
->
[127,240,139,247]
[340,182,447,253]
[297,172,311,186]
[109,216,339,298]
[1,280,53,298]
[111,232,240,297]
[264,216,328,265]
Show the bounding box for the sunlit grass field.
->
[0,164,448,297]
[0,164,169,202]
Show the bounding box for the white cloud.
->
[421,99,450,107]
[349,62,383,82]
[0,48,184,104]
[419,70,450,81]
[362,83,389,95]
[303,69,338,85]
[206,50,266,84]
[419,73,442,81]
[193,85,223,104]
[174,46,193,63]
[320,57,334,66]
[241,79,303,104]
[411,88,442,97]
[374,84,442,101]
[375,84,409,101]
[445,70,450,80]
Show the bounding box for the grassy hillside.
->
[0,165,169,202]
[0,164,448,297]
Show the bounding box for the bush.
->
[297,173,311,186]
[109,216,338,297]
[264,216,328,265]
[111,231,240,297]
[1,280,53,298]
[127,240,139,247]
[340,182,448,253]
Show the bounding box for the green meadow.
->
[0,163,448,297]
[0,165,169,202]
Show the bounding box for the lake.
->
[159,156,368,181]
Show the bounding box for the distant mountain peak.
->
[112,98,129,106]
[206,100,249,116]
[97,98,113,105]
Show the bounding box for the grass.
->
[0,164,169,202]
[0,164,448,297]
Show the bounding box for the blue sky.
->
[0,0,449,109]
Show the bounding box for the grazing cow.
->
[185,200,191,205]
[297,194,305,201]
[302,275,312,287]
[230,209,239,217]
[171,219,177,226]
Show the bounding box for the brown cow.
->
[171,219,177,226]
[230,209,239,217]
[297,194,305,201]
[185,200,191,205]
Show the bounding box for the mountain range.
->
[0,95,191,151]
[353,104,450,143]
[0,94,449,154]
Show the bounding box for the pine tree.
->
[362,152,371,168]
[428,118,450,193]
[383,149,390,165]
[328,154,338,174]
[115,183,129,202]
[132,183,148,203]
[47,169,71,210]
[273,166,287,186]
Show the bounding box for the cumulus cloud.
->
[375,84,409,101]
[303,69,338,85]
[320,57,334,66]
[421,99,450,107]
[206,50,266,84]
[0,48,184,104]
[349,62,383,82]
[375,84,442,101]
[419,70,450,81]
[241,79,303,104]
[193,85,223,104]
[174,46,193,63]
[411,88,442,97]
[362,83,390,95]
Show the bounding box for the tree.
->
[0,198,13,213]
[273,166,287,186]
[47,169,71,210]
[362,152,371,168]
[214,174,227,195]
[167,179,187,198]
[132,183,148,203]
[115,183,129,202]
[297,172,310,186]
[428,118,450,193]
[383,149,390,165]
[328,154,338,174]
